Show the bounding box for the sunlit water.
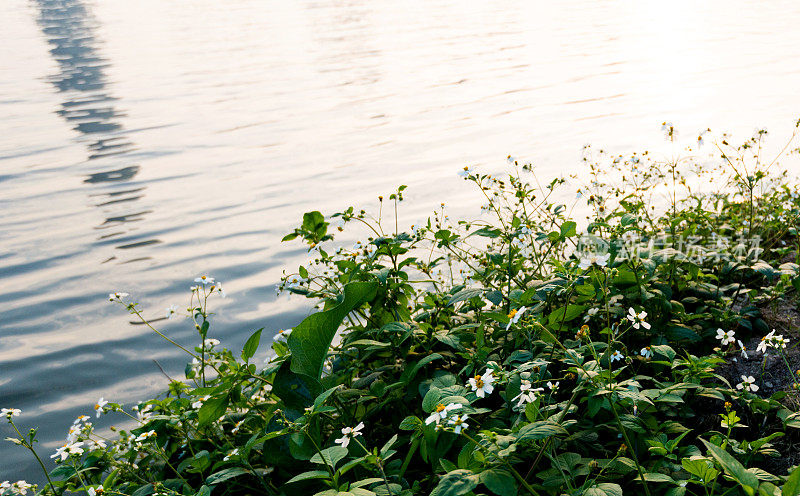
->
[2,0,800,480]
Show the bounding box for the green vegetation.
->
[4,124,800,496]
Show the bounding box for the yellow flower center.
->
[474,376,484,388]
[508,309,518,319]
[435,404,446,413]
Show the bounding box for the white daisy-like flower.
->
[457,166,472,178]
[87,486,104,496]
[715,328,735,346]
[640,346,653,358]
[94,398,108,418]
[736,375,759,392]
[737,340,748,359]
[216,282,226,298]
[286,275,305,289]
[547,381,559,390]
[578,253,610,270]
[505,307,527,330]
[610,350,624,363]
[626,308,651,330]
[50,441,84,461]
[425,403,462,425]
[467,369,496,398]
[107,292,129,302]
[334,422,365,448]
[194,275,215,285]
[512,380,544,409]
[274,328,292,342]
[166,304,178,319]
[1,408,21,419]
[73,415,89,425]
[448,414,470,434]
[223,448,240,461]
[11,482,34,496]
[191,395,210,409]
[203,338,220,349]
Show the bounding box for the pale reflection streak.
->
[35,0,159,260]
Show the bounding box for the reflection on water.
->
[2,0,800,482]
[36,0,159,257]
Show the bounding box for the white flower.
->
[626,308,651,330]
[547,381,559,390]
[715,328,735,346]
[448,414,470,434]
[578,253,610,270]
[737,340,748,359]
[223,448,240,461]
[107,292,129,302]
[505,307,527,330]
[457,166,473,178]
[11,482,34,496]
[50,441,84,461]
[216,282,227,298]
[610,350,624,363]
[191,395,209,409]
[512,380,544,409]
[736,375,759,392]
[166,305,178,319]
[286,275,305,288]
[203,338,220,349]
[425,403,462,425]
[87,486,104,496]
[640,347,653,358]
[334,422,365,448]
[94,398,108,418]
[274,328,292,342]
[1,408,21,419]
[194,275,215,285]
[467,369,496,398]
[73,415,89,425]
[231,419,245,434]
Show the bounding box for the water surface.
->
[2,0,800,480]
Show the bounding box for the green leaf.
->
[516,421,568,441]
[288,281,378,379]
[783,463,800,496]
[701,439,759,495]
[286,470,331,484]
[241,328,263,361]
[447,288,484,306]
[560,221,577,238]
[643,473,675,483]
[198,396,229,427]
[548,305,586,326]
[583,483,623,496]
[206,467,250,485]
[432,469,480,496]
[481,469,517,496]
[310,446,349,469]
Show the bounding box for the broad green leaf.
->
[286,470,331,484]
[560,221,577,238]
[643,473,675,483]
[288,281,378,379]
[241,328,263,361]
[447,288,484,306]
[481,469,517,496]
[432,469,480,496]
[198,396,229,427]
[583,483,622,496]
[784,463,800,496]
[701,439,759,495]
[310,446,349,469]
[206,467,249,485]
[516,421,568,441]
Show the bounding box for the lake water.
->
[2,0,800,480]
